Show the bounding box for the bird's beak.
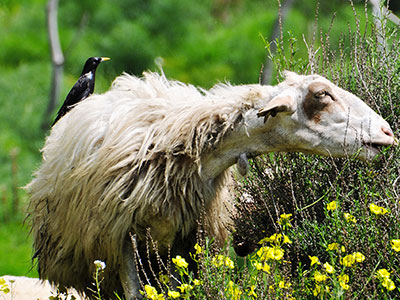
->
[101,57,111,62]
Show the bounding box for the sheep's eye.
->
[315,90,334,101]
[315,91,327,98]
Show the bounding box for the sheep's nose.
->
[382,126,393,137]
[382,126,398,146]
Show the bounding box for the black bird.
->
[52,56,110,126]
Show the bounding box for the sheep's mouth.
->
[362,142,387,154]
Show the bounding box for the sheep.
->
[0,275,83,300]
[26,71,396,299]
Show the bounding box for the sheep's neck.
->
[200,109,276,180]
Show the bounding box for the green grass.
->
[0,220,37,277]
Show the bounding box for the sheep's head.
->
[254,71,396,160]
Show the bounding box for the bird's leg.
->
[120,238,142,300]
[237,153,249,176]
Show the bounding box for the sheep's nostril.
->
[382,127,394,137]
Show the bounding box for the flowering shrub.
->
[231,7,400,296]
[138,194,399,299]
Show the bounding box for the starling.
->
[52,56,110,126]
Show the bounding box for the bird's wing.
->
[63,76,92,107]
[51,75,93,126]
[78,82,93,101]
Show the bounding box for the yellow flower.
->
[212,255,224,267]
[277,280,291,289]
[227,281,242,300]
[283,235,292,244]
[313,284,321,296]
[382,278,396,291]
[369,203,388,215]
[341,254,355,267]
[247,285,257,298]
[323,262,335,273]
[344,212,357,223]
[258,234,279,245]
[339,274,349,283]
[178,283,193,293]
[212,254,234,269]
[376,269,396,291]
[193,279,202,286]
[225,256,235,269]
[144,285,165,300]
[257,246,284,261]
[377,269,391,279]
[259,233,291,245]
[0,278,10,295]
[262,263,271,273]
[253,261,271,273]
[253,261,262,270]
[279,213,293,221]
[341,245,346,253]
[278,213,293,227]
[172,255,188,269]
[327,201,337,210]
[279,281,285,289]
[167,290,180,299]
[270,247,284,260]
[314,271,328,282]
[327,243,339,251]
[144,285,157,298]
[257,246,271,260]
[269,233,282,243]
[309,256,320,266]
[338,274,350,290]
[391,239,400,252]
[194,243,202,255]
[353,252,365,263]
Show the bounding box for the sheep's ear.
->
[282,70,303,85]
[257,95,295,123]
[283,70,298,79]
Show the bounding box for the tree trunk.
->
[42,0,64,130]
[261,0,295,85]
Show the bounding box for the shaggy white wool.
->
[26,72,275,296]
[0,276,83,300]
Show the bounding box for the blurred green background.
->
[0,0,394,277]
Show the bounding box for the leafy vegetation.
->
[1,1,400,299]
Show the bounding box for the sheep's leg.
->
[120,239,142,300]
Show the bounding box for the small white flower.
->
[240,192,254,203]
[94,260,106,270]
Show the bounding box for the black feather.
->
[52,56,110,126]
